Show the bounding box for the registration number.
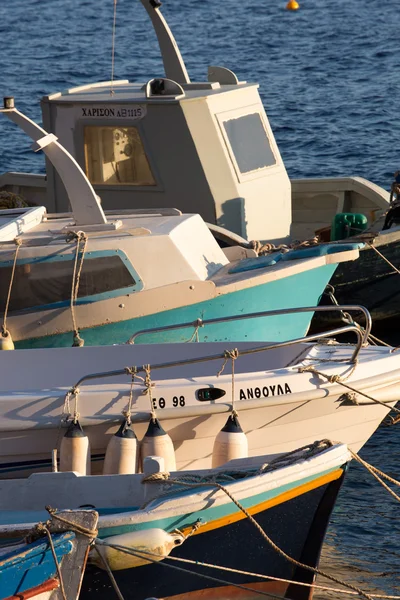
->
[152,396,186,409]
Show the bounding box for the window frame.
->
[75,118,164,192]
[0,249,142,314]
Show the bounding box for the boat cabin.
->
[0,0,390,248]
[0,207,229,316]
[36,0,291,245]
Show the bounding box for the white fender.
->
[103,419,139,475]
[140,418,176,472]
[91,528,184,571]
[59,420,91,475]
[212,413,248,468]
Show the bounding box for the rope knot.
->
[142,471,170,483]
[72,332,85,347]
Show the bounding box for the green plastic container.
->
[330,212,368,241]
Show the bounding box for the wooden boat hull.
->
[0,511,98,600]
[13,263,338,349]
[0,341,397,476]
[82,463,346,600]
[312,230,400,330]
[0,444,349,600]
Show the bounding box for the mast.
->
[140,0,190,84]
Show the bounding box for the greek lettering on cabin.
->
[239,383,292,400]
[81,107,144,118]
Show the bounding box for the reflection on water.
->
[315,422,400,599]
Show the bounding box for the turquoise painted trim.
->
[0,464,344,545]
[1,249,142,312]
[0,464,342,534]
[229,243,364,275]
[0,532,74,599]
[16,263,337,349]
[96,463,343,538]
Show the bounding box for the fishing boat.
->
[0,308,397,478]
[1,0,398,327]
[0,509,98,600]
[0,102,362,350]
[0,441,351,600]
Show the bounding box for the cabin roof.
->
[43,80,257,104]
[0,210,209,245]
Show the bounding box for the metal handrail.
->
[127,304,372,345]
[72,322,364,390]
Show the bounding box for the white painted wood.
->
[0,443,350,517]
[0,341,396,475]
[0,206,46,241]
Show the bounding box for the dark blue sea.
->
[0,0,400,597]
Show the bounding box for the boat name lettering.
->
[239,383,292,400]
[152,396,186,409]
[81,106,146,119]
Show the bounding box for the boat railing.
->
[70,312,369,391]
[127,304,372,346]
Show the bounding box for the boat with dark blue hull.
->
[0,441,350,600]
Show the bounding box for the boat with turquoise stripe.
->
[0,441,350,600]
[0,102,363,350]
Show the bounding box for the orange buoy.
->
[286,0,300,9]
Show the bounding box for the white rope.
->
[298,365,400,415]
[1,238,21,338]
[143,364,156,421]
[367,242,400,275]
[67,231,88,347]
[98,541,400,599]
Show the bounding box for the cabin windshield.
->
[0,253,138,313]
[84,125,156,186]
[222,112,276,174]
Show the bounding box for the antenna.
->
[140,0,190,84]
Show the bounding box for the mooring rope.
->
[1,238,22,340]
[94,539,284,600]
[143,364,157,421]
[93,544,125,600]
[42,524,68,600]
[67,230,88,347]
[367,241,400,275]
[122,368,136,425]
[217,348,239,416]
[96,541,400,599]
[298,365,400,415]
[141,472,373,599]
[349,450,400,503]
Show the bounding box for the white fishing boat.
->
[0,101,361,351]
[0,441,351,600]
[0,310,397,478]
[1,0,398,327]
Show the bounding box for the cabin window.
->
[84,126,156,186]
[0,253,138,313]
[223,113,276,174]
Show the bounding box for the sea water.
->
[0,0,399,596]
